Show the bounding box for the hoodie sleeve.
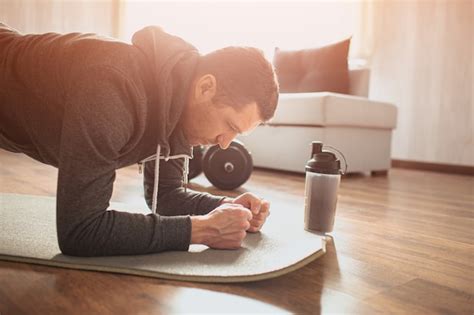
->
[144,157,226,216]
[56,66,191,257]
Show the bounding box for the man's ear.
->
[194,74,217,103]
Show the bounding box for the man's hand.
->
[222,192,270,233]
[190,203,252,249]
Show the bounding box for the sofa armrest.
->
[349,67,370,97]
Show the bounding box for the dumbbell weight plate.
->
[188,145,204,180]
[202,141,253,190]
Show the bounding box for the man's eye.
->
[228,123,237,133]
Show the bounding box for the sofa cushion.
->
[269,92,397,129]
[273,38,351,94]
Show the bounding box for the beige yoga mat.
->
[0,193,326,283]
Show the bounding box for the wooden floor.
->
[0,150,473,314]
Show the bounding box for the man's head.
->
[180,47,279,149]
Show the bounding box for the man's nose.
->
[217,134,234,150]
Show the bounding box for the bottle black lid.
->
[305,141,341,174]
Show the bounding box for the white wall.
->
[0,0,117,36]
[369,0,473,166]
[119,1,364,58]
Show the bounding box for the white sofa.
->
[240,68,398,175]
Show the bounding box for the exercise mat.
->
[0,193,326,283]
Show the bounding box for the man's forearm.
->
[150,186,226,216]
[57,207,192,256]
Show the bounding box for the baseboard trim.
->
[391,159,474,176]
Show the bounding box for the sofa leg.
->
[371,170,388,177]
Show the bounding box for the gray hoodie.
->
[0,23,225,256]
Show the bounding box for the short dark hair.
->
[196,47,279,122]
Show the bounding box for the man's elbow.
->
[57,230,97,257]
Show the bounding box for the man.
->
[0,23,279,257]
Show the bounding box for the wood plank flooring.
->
[0,150,473,314]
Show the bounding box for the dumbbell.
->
[188,140,253,190]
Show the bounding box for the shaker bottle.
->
[304,141,346,234]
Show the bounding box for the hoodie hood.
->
[132,26,199,158]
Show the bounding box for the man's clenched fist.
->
[222,192,270,233]
[190,203,252,249]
